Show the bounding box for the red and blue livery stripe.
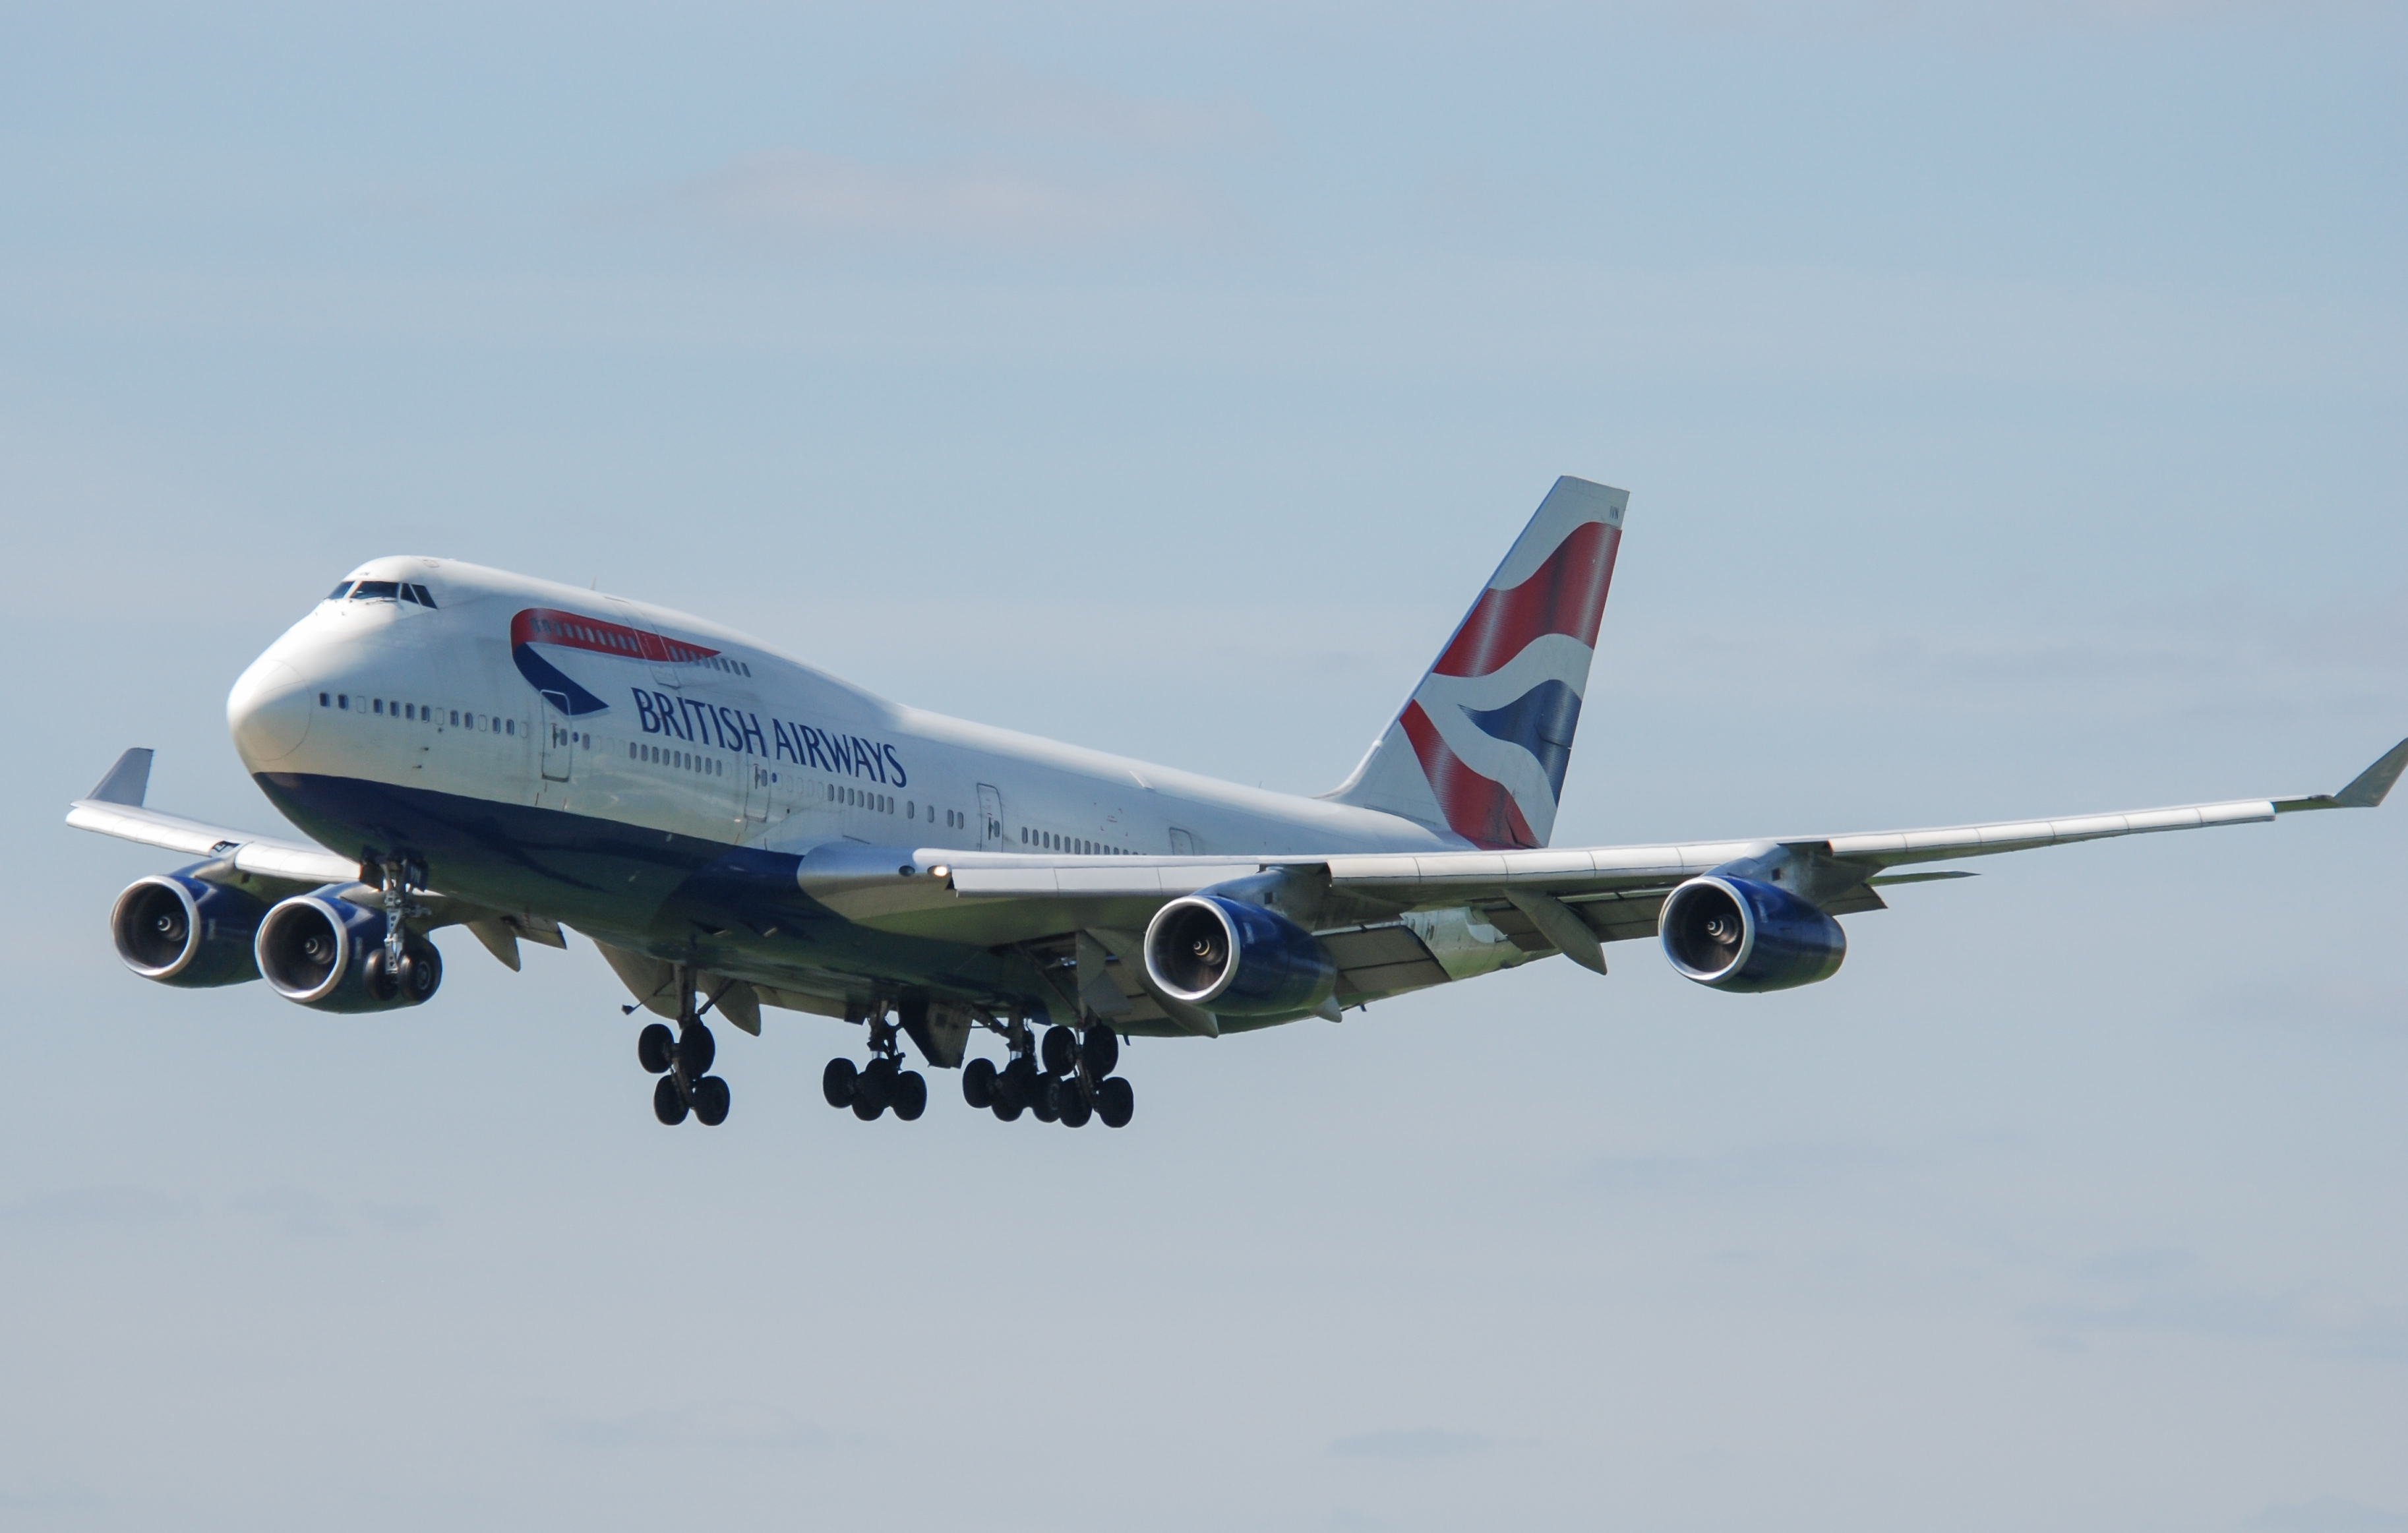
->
[510,607,719,717]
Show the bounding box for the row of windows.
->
[319,692,514,735]
[630,740,723,777]
[328,580,437,607]
[1023,827,1128,855]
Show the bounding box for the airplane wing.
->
[64,748,364,886]
[63,748,565,964]
[810,737,2408,1004]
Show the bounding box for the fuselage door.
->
[744,760,770,823]
[977,784,1004,852]
[540,703,574,783]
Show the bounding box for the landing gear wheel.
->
[963,1057,997,1109]
[1079,1025,1118,1077]
[1095,1075,1135,1128]
[822,1058,858,1108]
[676,1024,716,1077]
[398,946,442,1004]
[363,947,399,1000]
[853,1058,896,1121]
[892,1071,927,1122]
[653,1076,688,1126]
[991,1098,1024,1123]
[1029,1077,1061,1124]
[692,1075,731,1126]
[1058,1085,1093,1128]
[1040,1025,1078,1076]
[638,1023,677,1075]
[998,1057,1038,1114]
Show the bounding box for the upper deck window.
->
[351,580,401,601]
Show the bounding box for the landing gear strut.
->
[636,965,731,1127]
[820,1007,926,1122]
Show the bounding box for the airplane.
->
[67,477,2407,1131]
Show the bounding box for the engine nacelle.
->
[111,873,268,988]
[1660,875,1846,993]
[1144,894,1336,1017]
[255,889,442,1012]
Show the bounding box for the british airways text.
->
[630,690,907,786]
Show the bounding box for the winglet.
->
[2335,736,2408,808]
[88,748,154,807]
[2275,736,2408,813]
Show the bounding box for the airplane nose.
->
[227,656,314,764]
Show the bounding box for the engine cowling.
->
[255,890,442,1012]
[1143,895,1335,1017]
[1660,875,1846,993]
[111,873,268,988]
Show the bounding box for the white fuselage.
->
[228,556,1461,872]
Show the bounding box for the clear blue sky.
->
[3,4,2402,1530]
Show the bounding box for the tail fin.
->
[1324,476,1627,848]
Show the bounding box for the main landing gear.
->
[636,974,731,1127]
[820,1010,926,1122]
[962,1023,1134,1129]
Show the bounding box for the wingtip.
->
[2334,736,2408,809]
[87,747,154,807]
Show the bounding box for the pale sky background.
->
[2,3,2403,1530]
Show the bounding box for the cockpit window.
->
[327,582,353,599]
[350,580,401,601]
[412,584,437,608]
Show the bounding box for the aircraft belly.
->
[249,772,1050,1018]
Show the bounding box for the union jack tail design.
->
[1323,476,1627,849]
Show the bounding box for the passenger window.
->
[318,692,330,707]
[505,719,514,735]
[450,711,458,725]
[373,699,383,714]
[338,694,348,709]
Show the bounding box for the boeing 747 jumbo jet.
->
[68,478,2407,1129]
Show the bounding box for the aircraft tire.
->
[653,1076,688,1126]
[676,1024,715,1077]
[1029,1080,1060,1124]
[822,1058,858,1108]
[962,1057,996,1108]
[1040,1025,1077,1076]
[692,1075,731,1126]
[638,1023,676,1075]
[853,1059,894,1121]
[1058,1087,1093,1128]
[1095,1076,1134,1129]
[892,1071,927,1122]
[992,1098,1024,1123]
[399,946,441,1004]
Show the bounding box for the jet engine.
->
[255,889,441,1012]
[111,873,268,988]
[1659,875,1846,993]
[1143,894,1335,1017]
